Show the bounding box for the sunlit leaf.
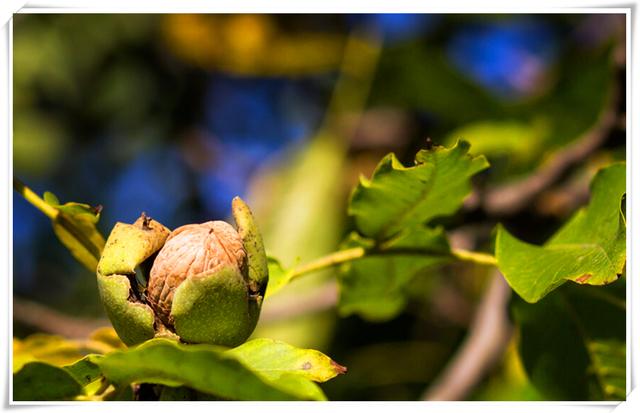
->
[349,140,488,240]
[338,226,451,321]
[229,338,346,382]
[13,334,87,372]
[44,191,106,272]
[87,327,127,352]
[90,338,340,400]
[229,338,347,401]
[444,120,546,166]
[496,162,625,303]
[512,280,625,400]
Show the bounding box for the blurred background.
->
[13,14,626,401]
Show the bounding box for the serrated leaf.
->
[496,163,626,303]
[512,280,625,400]
[90,338,339,400]
[338,225,451,321]
[13,362,84,401]
[348,140,488,240]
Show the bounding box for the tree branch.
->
[479,80,621,216]
[421,270,512,401]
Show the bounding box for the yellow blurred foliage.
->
[13,327,125,373]
[162,14,346,75]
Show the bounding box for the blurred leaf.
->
[444,119,546,165]
[264,256,295,298]
[13,362,84,401]
[37,190,106,272]
[90,338,339,400]
[496,162,626,302]
[88,327,127,352]
[103,384,134,401]
[349,140,489,239]
[372,39,616,178]
[13,113,68,177]
[13,332,124,378]
[371,43,503,125]
[13,334,87,372]
[531,45,615,150]
[338,226,451,321]
[162,14,345,76]
[512,280,625,400]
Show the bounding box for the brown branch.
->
[421,271,512,401]
[478,81,620,216]
[13,297,110,339]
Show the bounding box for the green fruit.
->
[96,198,269,347]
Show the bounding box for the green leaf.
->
[90,338,337,400]
[13,333,105,372]
[496,162,626,303]
[512,280,625,400]
[229,338,347,401]
[45,191,106,272]
[63,356,103,387]
[229,338,347,382]
[444,120,546,167]
[14,362,84,401]
[338,225,451,321]
[348,140,488,240]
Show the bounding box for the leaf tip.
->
[330,360,347,375]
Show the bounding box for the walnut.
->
[96,197,268,347]
[147,221,247,327]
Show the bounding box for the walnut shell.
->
[147,221,247,327]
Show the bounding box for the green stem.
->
[287,245,498,281]
[13,177,59,219]
[288,247,366,282]
[451,248,498,266]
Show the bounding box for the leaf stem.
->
[451,248,498,266]
[287,245,498,282]
[13,177,59,219]
[288,247,366,281]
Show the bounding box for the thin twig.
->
[479,82,620,216]
[13,297,110,339]
[287,247,365,283]
[451,248,497,266]
[422,271,512,401]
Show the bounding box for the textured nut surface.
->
[147,221,246,326]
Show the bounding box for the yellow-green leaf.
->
[229,338,346,382]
